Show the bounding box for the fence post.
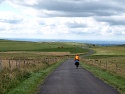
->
[105,61,108,70]
[16,60,18,68]
[9,59,11,69]
[99,60,101,67]
[18,59,20,69]
[24,59,26,67]
[0,59,2,70]
[116,62,118,73]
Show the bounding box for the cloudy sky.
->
[0,0,125,41]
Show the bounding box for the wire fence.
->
[0,56,68,94]
[0,57,66,71]
[82,58,125,77]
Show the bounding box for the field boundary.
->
[0,58,62,70]
[80,61,125,94]
[8,60,63,94]
[82,58,125,78]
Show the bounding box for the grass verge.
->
[80,62,125,94]
[7,60,63,94]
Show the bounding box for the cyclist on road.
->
[74,54,80,69]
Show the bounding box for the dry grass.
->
[1,57,65,69]
[0,51,70,70]
[86,46,125,78]
[91,46,125,55]
[0,51,70,55]
[0,51,70,59]
[0,56,65,94]
[0,51,68,94]
[82,57,125,78]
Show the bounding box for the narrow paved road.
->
[38,59,119,94]
[82,47,95,56]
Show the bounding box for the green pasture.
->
[0,39,88,53]
[83,45,125,94]
[0,40,125,94]
[91,46,125,55]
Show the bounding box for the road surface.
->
[38,59,119,94]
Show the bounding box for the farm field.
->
[0,39,125,94]
[0,39,88,52]
[0,39,89,94]
[80,45,125,94]
[0,39,90,59]
[91,46,125,55]
[0,39,90,70]
[84,46,125,77]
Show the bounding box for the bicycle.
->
[75,60,79,69]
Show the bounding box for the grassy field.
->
[0,39,89,94]
[7,60,63,94]
[0,39,88,53]
[91,46,125,55]
[81,45,125,94]
[0,39,89,59]
[83,45,125,78]
[1,39,125,94]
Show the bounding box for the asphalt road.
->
[82,47,95,56]
[38,59,119,94]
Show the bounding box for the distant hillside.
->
[0,39,90,54]
[1,38,125,46]
[117,44,125,46]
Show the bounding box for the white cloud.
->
[0,0,125,41]
[6,0,38,5]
